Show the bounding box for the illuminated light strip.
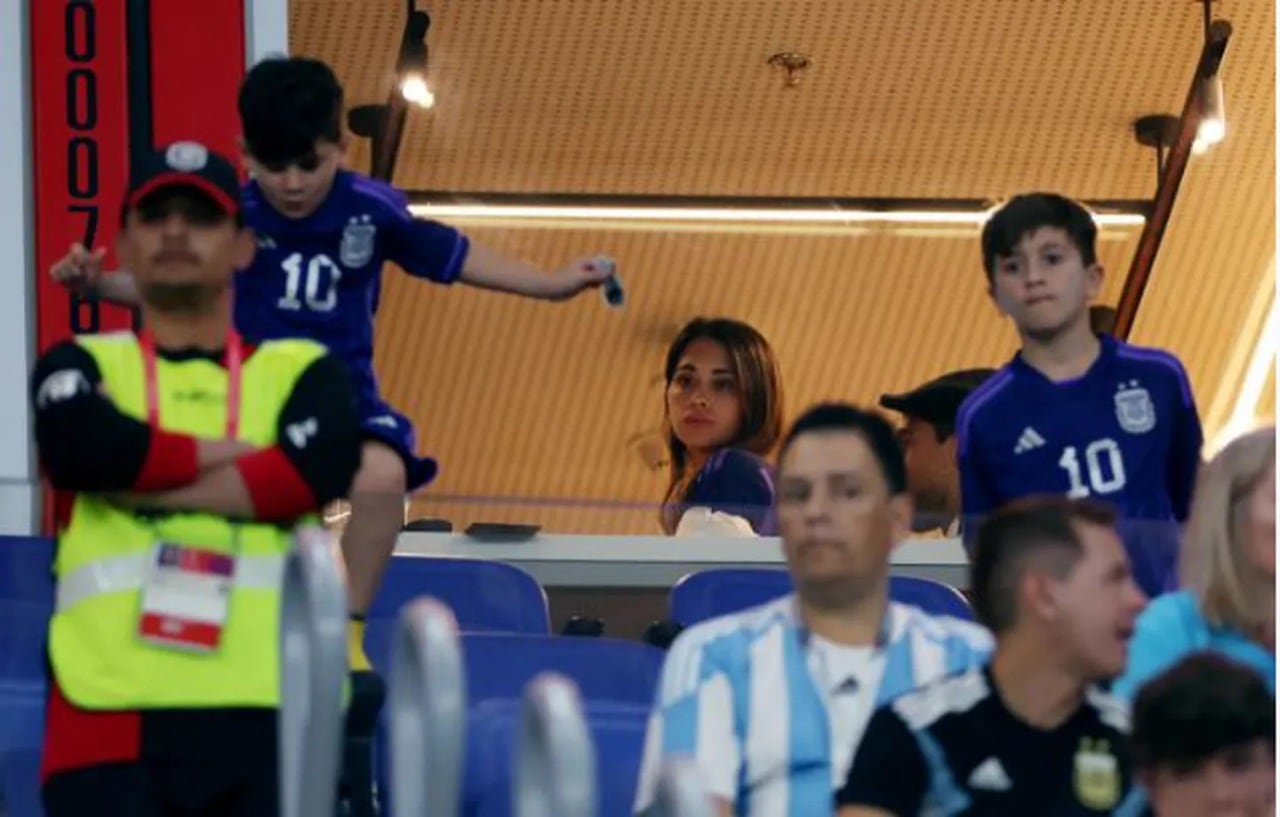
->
[408,203,1147,228]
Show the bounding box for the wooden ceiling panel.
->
[388,0,1204,198]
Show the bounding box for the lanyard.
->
[139,329,244,440]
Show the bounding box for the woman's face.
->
[666,337,744,458]
[1243,458,1276,576]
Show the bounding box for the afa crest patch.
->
[340,215,377,268]
[1114,380,1156,434]
[1073,738,1120,810]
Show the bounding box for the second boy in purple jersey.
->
[51,57,616,670]
[956,193,1203,597]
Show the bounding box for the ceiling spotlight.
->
[400,74,435,108]
[1192,73,1226,154]
[397,9,434,109]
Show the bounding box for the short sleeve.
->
[835,705,929,814]
[386,216,470,284]
[684,449,776,535]
[351,175,469,283]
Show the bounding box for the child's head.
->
[238,56,347,219]
[980,193,1103,341]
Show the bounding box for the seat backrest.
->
[669,567,974,624]
[0,537,54,817]
[0,536,54,742]
[465,698,649,817]
[368,556,551,634]
[370,635,662,814]
[0,536,54,606]
[668,568,792,626]
[462,634,665,705]
[888,575,974,621]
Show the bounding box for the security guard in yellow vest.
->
[32,142,362,817]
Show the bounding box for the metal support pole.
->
[279,525,349,817]
[515,673,597,817]
[388,597,467,816]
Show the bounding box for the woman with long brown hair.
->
[659,317,785,535]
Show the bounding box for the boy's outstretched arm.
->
[378,186,617,301]
[458,242,613,301]
[49,243,142,306]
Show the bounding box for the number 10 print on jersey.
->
[1059,439,1126,499]
[278,253,342,313]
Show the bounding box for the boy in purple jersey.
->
[51,57,615,670]
[955,192,1203,597]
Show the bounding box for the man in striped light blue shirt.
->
[633,404,993,817]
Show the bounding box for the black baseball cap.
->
[124,141,241,216]
[879,368,996,429]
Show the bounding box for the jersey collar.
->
[1011,333,1117,386]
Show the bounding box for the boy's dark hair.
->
[778,403,906,496]
[981,192,1099,281]
[1131,652,1274,775]
[239,56,344,165]
[970,495,1116,633]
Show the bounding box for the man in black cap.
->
[34,141,361,817]
[880,368,994,536]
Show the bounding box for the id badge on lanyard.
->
[136,331,245,654]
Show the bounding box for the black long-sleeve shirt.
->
[31,339,362,520]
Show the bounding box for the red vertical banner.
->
[30,0,136,357]
[30,0,246,534]
[31,0,135,534]
[149,0,246,170]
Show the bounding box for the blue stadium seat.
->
[668,567,790,626]
[0,536,56,817]
[365,631,664,703]
[460,634,664,705]
[366,555,550,636]
[889,575,974,621]
[669,567,974,624]
[370,633,663,815]
[462,698,649,817]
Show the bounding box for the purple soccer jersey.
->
[956,335,1203,596]
[233,170,470,488]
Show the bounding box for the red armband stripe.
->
[132,429,199,491]
[235,447,317,521]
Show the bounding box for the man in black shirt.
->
[837,496,1149,816]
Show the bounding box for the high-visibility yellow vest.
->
[49,331,326,711]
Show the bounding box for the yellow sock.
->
[348,618,372,672]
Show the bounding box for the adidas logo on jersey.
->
[1013,427,1045,454]
[968,757,1013,791]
